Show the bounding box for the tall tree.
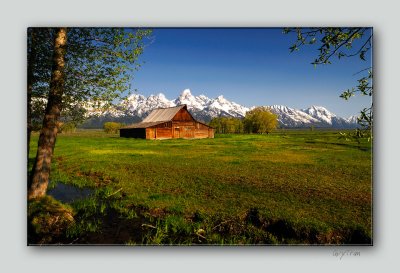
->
[283,27,373,135]
[29,28,67,199]
[28,28,151,199]
[243,107,278,134]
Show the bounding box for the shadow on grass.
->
[305,140,371,151]
[28,196,372,245]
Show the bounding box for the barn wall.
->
[193,122,214,138]
[172,121,195,127]
[146,126,173,139]
[120,128,146,138]
[182,126,195,138]
[196,123,210,130]
[172,108,194,122]
[194,130,209,138]
[170,121,214,139]
[154,128,173,139]
[153,121,172,128]
[146,128,155,139]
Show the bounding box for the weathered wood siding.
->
[154,128,173,139]
[173,121,195,127]
[172,108,195,122]
[193,122,214,138]
[181,126,195,138]
[153,121,172,128]
[146,128,155,139]
[144,122,173,139]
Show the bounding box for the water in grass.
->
[47,183,93,203]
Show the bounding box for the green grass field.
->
[28,129,372,245]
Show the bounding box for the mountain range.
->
[82,89,359,129]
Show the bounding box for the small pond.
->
[47,183,93,203]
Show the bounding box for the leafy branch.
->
[284,27,373,137]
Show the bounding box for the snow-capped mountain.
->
[97,89,250,122]
[301,105,358,128]
[346,115,359,124]
[171,89,249,120]
[302,105,335,124]
[266,105,320,127]
[174,89,209,110]
[266,105,358,128]
[120,93,175,117]
[82,89,359,128]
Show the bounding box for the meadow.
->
[28,129,372,245]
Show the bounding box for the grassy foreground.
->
[28,129,372,245]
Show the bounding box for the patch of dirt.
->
[149,207,167,218]
[77,170,116,187]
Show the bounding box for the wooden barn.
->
[120,105,214,139]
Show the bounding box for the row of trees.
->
[28,28,152,199]
[209,107,278,134]
[209,117,244,134]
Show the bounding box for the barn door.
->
[147,128,156,139]
[174,127,180,138]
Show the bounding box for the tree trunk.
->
[27,28,37,165]
[28,28,67,200]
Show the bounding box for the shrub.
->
[243,107,278,134]
[103,122,124,134]
[59,122,77,133]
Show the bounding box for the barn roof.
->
[120,105,188,129]
[142,105,186,123]
[120,104,214,130]
[121,121,167,129]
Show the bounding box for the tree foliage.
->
[283,27,373,135]
[103,122,124,134]
[243,107,278,134]
[59,122,77,133]
[209,117,243,134]
[28,28,54,99]
[28,28,152,129]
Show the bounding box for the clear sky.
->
[131,28,372,117]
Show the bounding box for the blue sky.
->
[131,28,372,117]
